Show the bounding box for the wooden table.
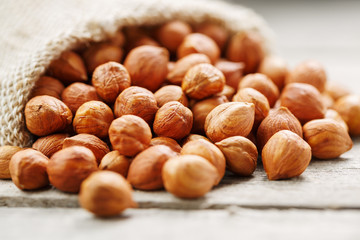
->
[1,0,360,239]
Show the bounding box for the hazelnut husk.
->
[0,146,22,179]
[124,45,169,92]
[333,95,360,136]
[262,130,312,180]
[153,101,193,140]
[109,115,152,157]
[258,55,288,90]
[215,60,244,89]
[99,151,131,177]
[303,119,352,159]
[127,145,178,190]
[79,171,137,217]
[48,146,98,193]
[73,101,114,138]
[32,133,69,158]
[9,149,49,190]
[30,76,65,99]
[150,137,182,153]
[156,20,192,52]
[162,155,218,199]
[154,85,188,107]
[25,95,72,136]
[92,61,131,103]
[196,23,229,50]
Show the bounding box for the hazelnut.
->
[262,130,311,180]
[167,61,175,73]
[182,63,225,100]
[322,93,335,109]
[162,155,218,199]
[156,20,192,52]
[0,146,22,179]
[25,95,72,136]
[130,36,160,49]
[205,102,255,142]
[280,83,326,123]
[30,76,65,99]
[333,95,360,136]
[47,51,87,84]
[181,139,226,185]
[150,137,182,153]
[63,134,110,165]
[258,55,288,90]
[167,53,211,85]
[233,87,270,127]
[286,60,327,92]
[32,133,69,158]
[99,151,131,177]
[61,82,100,114]
[153,101,193,140]
[113,86,158,124]
[154,85,188,107]
[92,62,131,103]
[124,45,169,91]
[257,106,303,150]
[48,146,98,193]
[127,145,178,190]
[216,85,236,101]
[196,22,228,50]
[325,109,348,132]
[109,115,152,157]
[9,149,49,190]
[73,101,114,138]
[215,60,244,89]
[215,136,258,176]
[177,33,220,64]
[107,30,125,47]
[226,31,264,73]
[325,81,350,101]
[182,134,210,145]
[79,171,136,217]
[191,95,228,133]
[239,73,279,107]
[83,43,123,74]
[303,119,352,159]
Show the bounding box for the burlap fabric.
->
[0,0,273,147]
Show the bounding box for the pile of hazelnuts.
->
[0,20,358,217]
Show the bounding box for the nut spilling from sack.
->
[0,20,357,217]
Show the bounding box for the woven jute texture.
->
[0,0,273,147]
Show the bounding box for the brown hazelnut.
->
[154,85,188,107]
[156,20,192,52]
[215,60,244,89]
[25,95,72,136]
[0,146,22,179]
[127,145,178,190]
[325,81,350,101]
[196,23,228,50]
[286,60,327,92]
[109,115,152,157]
[73,101,114,138]
[191,95,228,133]
[47,51,87,84]
[322,93,335,109]
[262,130,311,180]
[280,83,326,123]
[30,76,65,99]
[325,109,348,132]
[216,85,236,101]
[130,36,160,49]
[61,82,100,114]
[9,149,49,190]
[177,33,220,64]
[83,43,123,74]
[153,101,193,140]
[215,136,258,176]
[99,151,131,177]
[167,53,211,85]
[303,119,352,159]
[182,63,225,100]
[239,73,279,107]
[150,137,182,153]
[48,146,97,193]
[226,31,265,73]
[181,139,226,185]
[92,62,131,103]
[162,155,218,199]
[32,133,69,158]
[182,134,210,145]
[124,45,169,91]
[79,171,136,217]
[333,95,360,136]
[63,134,110,165]
[258,55,288,90]
[205,102,255,142]
[167,61,175,73]
[113,86,158,124]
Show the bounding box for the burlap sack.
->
[0,0,273,147]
